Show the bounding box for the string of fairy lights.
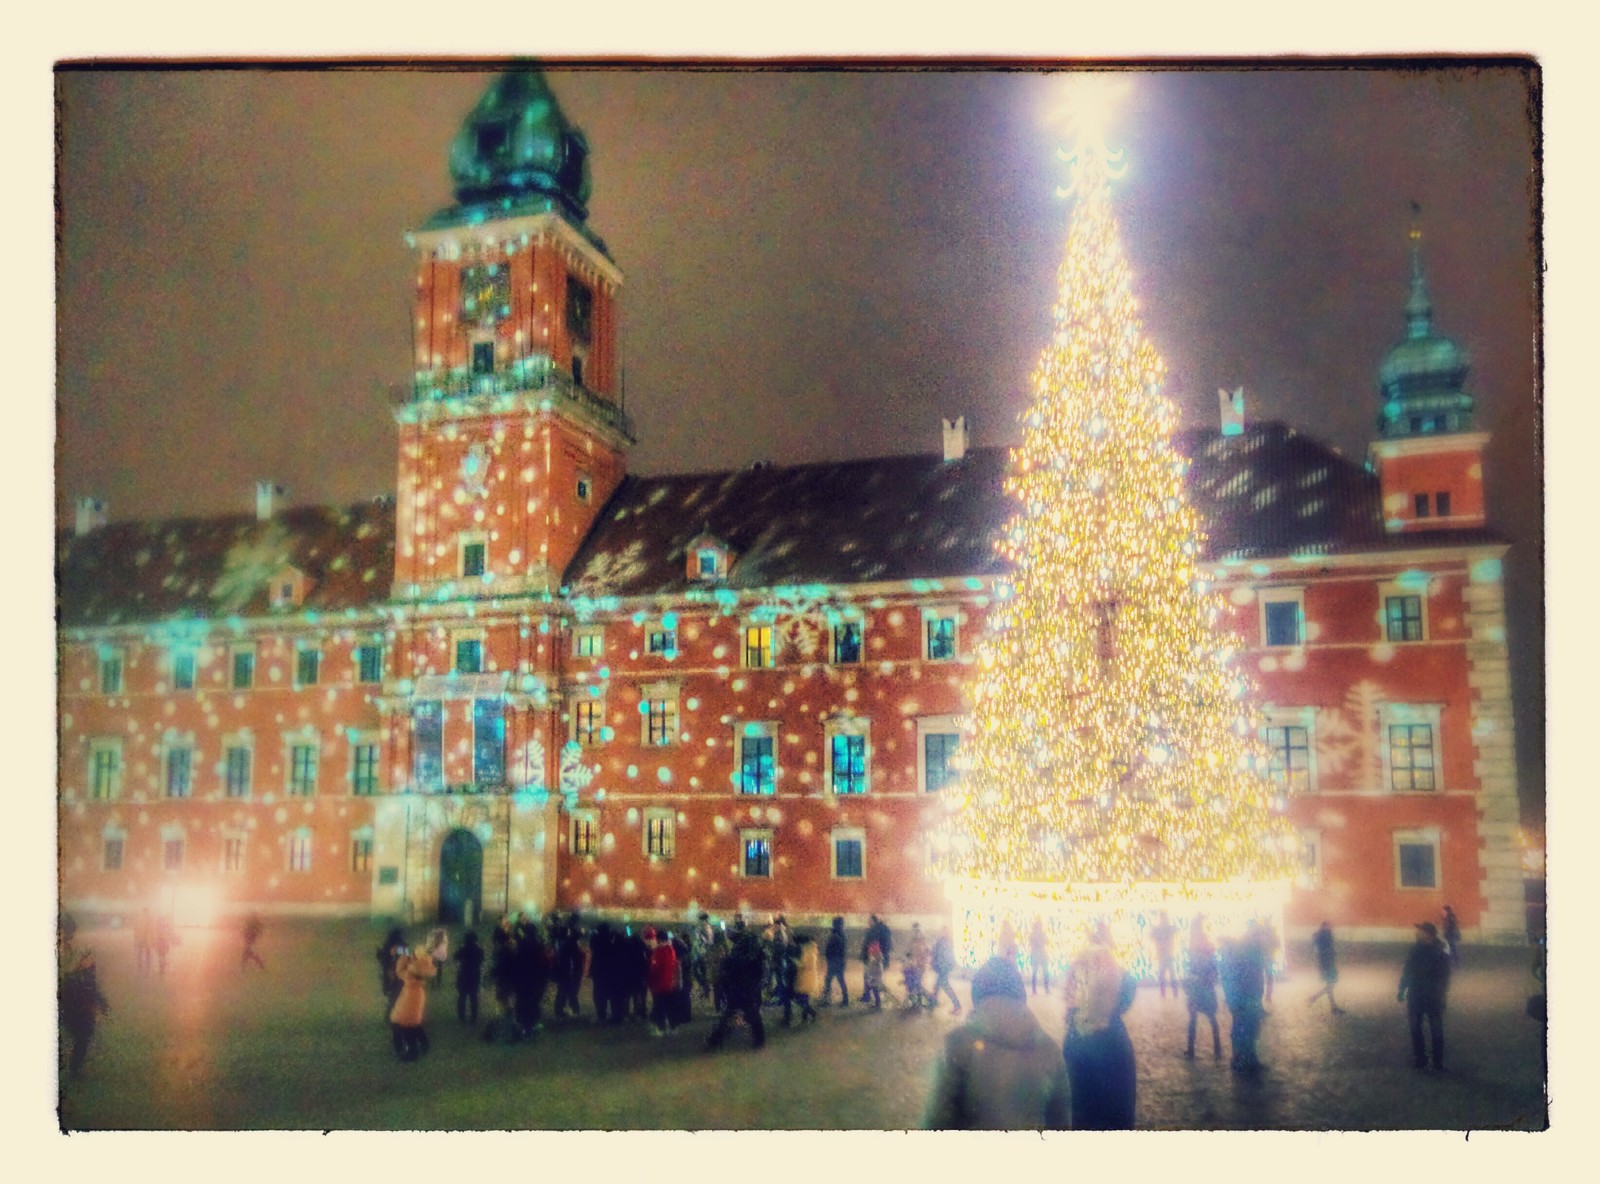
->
[931,78,1299,888]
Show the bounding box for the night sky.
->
[53,62,1543,815]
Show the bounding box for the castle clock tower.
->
[393,68,631,602]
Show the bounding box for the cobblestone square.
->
[55,918,1546,1131]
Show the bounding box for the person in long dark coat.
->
[706,924,767,1050]
[377,927,407,1018]
[822,916,850,1006]
[862,913,893,974]
[1399,920,1452,1071]
[483,923,520,1043]
[512,918,548,1037]
[623,928,650,1020]
[1183,923,1223,1060]
[455,930,485,1026]
[1306,921,1346,1014]
[552,922,584,1019]
[1062,927,1138,1129]
[588,923,621,1024]
[60,948,110,1079]
[1219,935,1267,1072]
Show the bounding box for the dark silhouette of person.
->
[512,917,548,1037]
[60,948,110,1079]
[862,913,892,971]
[1219,934,1266,1073]
[455,930,484,1025]
[822,915,850,1006]
[1062,924,1138,1129]
[1306,922,1345,1014]
[377,927,407,1017]
[1399,920,1452,1071]
[1150,912,1178,999]
[707,921,767,1050]
[1183,922,1222,1060]
[241,913,265,970]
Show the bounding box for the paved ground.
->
[55,918,1546,1131]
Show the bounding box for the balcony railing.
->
[395,359,635,441]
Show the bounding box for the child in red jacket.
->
[645,928,680,1037]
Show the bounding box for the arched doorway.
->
[438,828,483,924]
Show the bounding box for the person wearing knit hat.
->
[924,956,1068,1129]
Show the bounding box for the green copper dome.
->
[1375,230,1475,439]
[425,67,598,234]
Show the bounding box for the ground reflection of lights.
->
[945,876,1290,980]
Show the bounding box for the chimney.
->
[1218,387,1245,437]
[942,415,969,462]
[74,496,107,536]
[255,481,287,521]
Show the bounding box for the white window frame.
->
[693,545,727,581]
[350,830,375,875]
[824,716,871,795]
[221,831,247,875]
[570,809,599,858]
[916,715,962,793]
[101,827,126,872]
[1394,827,1441,891]
[162,736,195,800]
[98,647,125,695]
[646,620,678,658]
[640,682,681,747]
[222,734,254,799]
[1261,706,1318,795]
[1379,579,1430,644]
[831,616,865,665]
[739,828,774,879]
[170,646,198,691]
[1296,828,1323,889]
[349,731,381,796]
[459,532,488,579]
[287,828,314,874]
[1258,586,1306,648]
[231,644,257,690]
[1378,703,1443,794]
[355,640,385,684]
[285,730,321,797]
[573,625,605,660]
[734,720,779,795]
[294,643,322,689]
[644,808,677,861]
[742,621,775,669]
[453,630,486,674]
[88,738,123,801]
[922,606,959,662]
[830,827,867,880]
[570,694,607,747]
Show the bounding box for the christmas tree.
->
[933,79,1297,904]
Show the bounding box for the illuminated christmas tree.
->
[933,78,1297,970]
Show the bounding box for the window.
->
[1435,491,1451,517]
[1384,594,1425,643]
[1414,492,1431,519]
[224,744,252,798]
[743,624,774,669]
[455,637,483,674]
[413,701,444,790]
[737,723,777,795]
[643,692,679,747]
[566,276,594,343]
[288,830,313,874]
[88,740,122,801]
[232,647,256,690]
[697,549,722,578]
[1388,723,1437,791]
[1395,830,1440,889]
[573,627,604,659]
[164,746,193,799]
[102,832,125,872]
[570,811,598,857]
[99,651,123,695]
[295,647,321,688]
[1262,719,1312,793]
[573,698,605,747]
[473,699,506,785]
[163,837,185,872]
[222,835,245,874]
[351,836,373,875]
[461,539,486,578]
[645,809,676,860]
[741,830,773,878]
[832,620,863,664]
[288,743,319,797]
[471,340,496,375]
[1259,589,1304,647]
[918,716,963,793]
[826,721,869,795]
[832,829,866,880]
[172,648,197,691]
[576,472,592,503]
[924,610,957,661]
[356,643,384,684]
[647,626,677,657]
[1297,829,1322,889]
[351,742,379,796]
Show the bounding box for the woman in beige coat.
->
[389,936,439,1062]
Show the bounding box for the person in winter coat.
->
[1183,921,1222,1060]
[241,913,265,971]
[904,923,932,1008]
[923,956,1070,1130]
[377,927,407,1017]
[822,916,850,1006]
[863,939,888,1009]
[425,927,450,993]
[553,922,585,1019]
[623,928,650,1020]
[862,913,892,973]
[512,917,549,1037]
[588,923,622,1024]
[1219,934,1267,1073]
[669,930,695,1027]
[786,934,820,1025]
[706,923,767,1050]
[691,913,715,1000]
[389,943,438,1061]
[930,927,961,1014]
[1062,925,1138,1129]
[645,928,680,1036]
[60,948,110,1079]
[1306,921,1346,1015]
[1149,912,1178,999]
[705,929,730,1014]
[455,930,485,1025]
[1399,920,1452,1071]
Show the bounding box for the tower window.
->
[576,472,592,503]
[1435,491,1451,517]
[475,121,510,159]
[172,649,196,691]
[571,354,585,388]
[566,277,594,343]
[1414,493,1431,518]
[472,341,496,376]
[832,621,863,664]
[462,540,487,578]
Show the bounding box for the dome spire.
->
[1406,201,1433,340]
[1374,206,1474,439]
